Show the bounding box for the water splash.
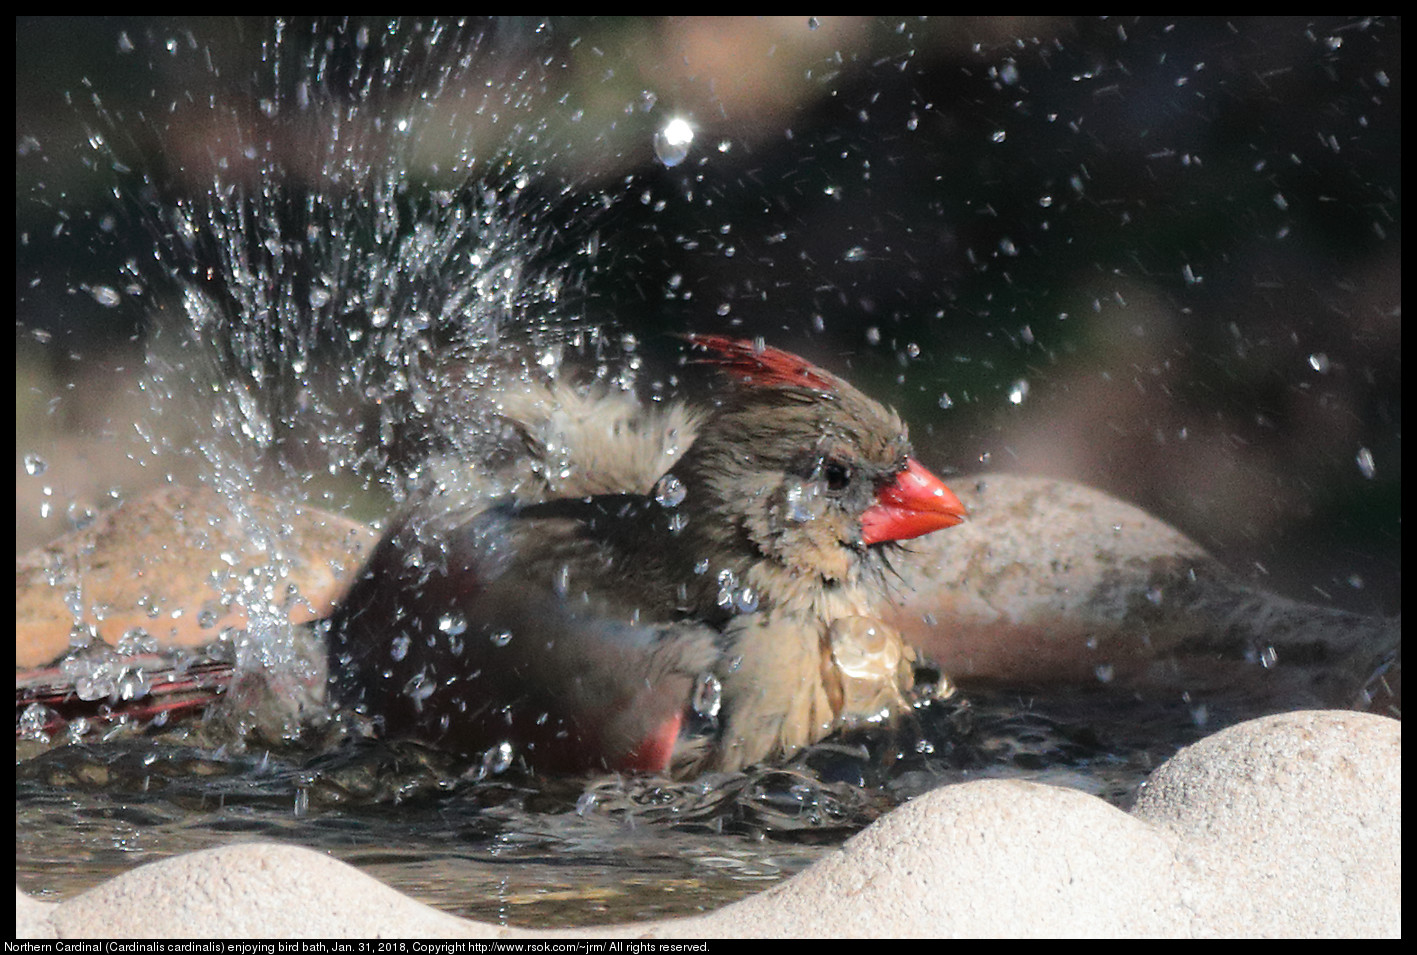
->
[77,20,606,713]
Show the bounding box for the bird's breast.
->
[705,567,915,772]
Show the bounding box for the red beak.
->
[860,457,967,545]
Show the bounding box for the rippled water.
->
[16,680,1227,927]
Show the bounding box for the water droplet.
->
[1189,702,1209,727]
[1007,379,1030,405]
[22,453,47,476]
[1356,447,1376,479]
[1094,663,1115,684]
[772,481,806,525]
[715,569,739,609]
[654,473,687,508]
[64,716,93,744]
[404,672,436,709]
[89,285,121,307]
[116,628,158,656]
[115,668,152,702]
[691,672,722,721]
[490,630,513,647]
[991,129,1007,143]
[437,613,468,637]
[62,642,123,702]
[1308,352,1330,373]
[842,245,867,263]
[733,587,758,614]
[17,703,55,743]
[653,117,694,168]
[937,393,954,410]
[477,741,514,779]
[389,634,411,662]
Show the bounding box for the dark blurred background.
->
[16,17,1400,616]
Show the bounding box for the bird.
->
[325,333,966,777]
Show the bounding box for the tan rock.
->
[888,474,1399,710]
[16,486,377,668]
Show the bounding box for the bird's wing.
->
[327,498,720,775]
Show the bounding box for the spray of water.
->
[59,19,622,730]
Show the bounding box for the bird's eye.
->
[821,459,852,492]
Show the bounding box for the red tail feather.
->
[16,658,233,739]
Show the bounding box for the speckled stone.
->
[1131,709,1401,937]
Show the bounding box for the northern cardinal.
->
[327,334,966,776]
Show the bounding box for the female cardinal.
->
[326,334,966,776]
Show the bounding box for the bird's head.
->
[674,335,966,584]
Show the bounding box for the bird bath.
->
[17,18,1399,931]
[16,667,1221,926]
